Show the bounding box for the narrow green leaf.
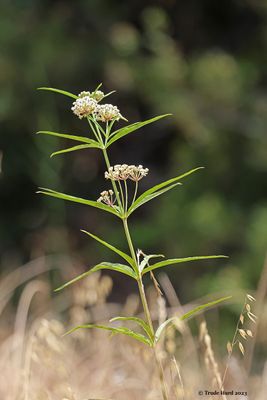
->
[36,130,98,144]
[143,255,228,275]
[103,90,116,99]
[128,183,181,215]
[110,316,153,341]
[155,317,177,342]
[180,296,232,321]
[55,262,137,292]
[92,83,103,93]
[37,188,121,217]
[63,323,152,346]
[106,114,171,147]
[37,87,77,99]
[155,296,232,342]
[81,230,135,267]
[139,254,165,273]
[129,167,204,216]
[50,143,101,158]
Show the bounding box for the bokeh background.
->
[1,0,267,360]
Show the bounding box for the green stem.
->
[118,180,125,211]
[107,120,116,139]
[122,217,137,265]
[122,218,154,334]
[102,148,122,210]
[137,275,154,335]
[87,117,102,143]
[131,181,138,206]
[124,180,128,213]
[93,116,106,138]
[101,148,155,338]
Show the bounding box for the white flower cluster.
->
[71,97,97,119]
[97,189,115,206]
[71,89,124,122]
[105,164,149,182]
[78,90,105,102]
[95,104,121,122]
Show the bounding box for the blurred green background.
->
[0,0,266,309]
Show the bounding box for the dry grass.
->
[0,256,267,400]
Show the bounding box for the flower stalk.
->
[37,84,229,400]
[102,148,123,210]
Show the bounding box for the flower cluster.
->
[95,104,122,122]
[78,90,105,102]
[97,190,115,206]
[105,164,149,182]
[71,89,124,122]
[71,96,98,119]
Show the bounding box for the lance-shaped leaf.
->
[81,230,135,268]
[142,255,228,275]
[64,323,152,346]
[128,183,181,215]
[50,143,102,158]
[37,187,121,217]
[103,90,116,99]
[106,114,171,147]
[155,317,178,342]
[180,296,232,321]
[128,167,204,216]
[155,296,232,342]
[55,262,137,292]
[37,87,78,99]
[91,82,103,93]
[110,316,153,341]
[36,130,99,145]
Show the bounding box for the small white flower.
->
[97,189,115,206]
[71,96,97,119]
[104,164,149,181]
[128,165,149,181]
[95,104,123,122]
[78,91,91,98]
[78,90,104,102]
[91,90,105,102]
[105,164,128,181]
[73,89,123,121]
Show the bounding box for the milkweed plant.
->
[37,84,230,399]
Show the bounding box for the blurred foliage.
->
[0,0,267,316]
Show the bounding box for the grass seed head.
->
[238,341,245,356]
[226,341,232,354]
[239,329,247,340]
[246,294,256,302]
